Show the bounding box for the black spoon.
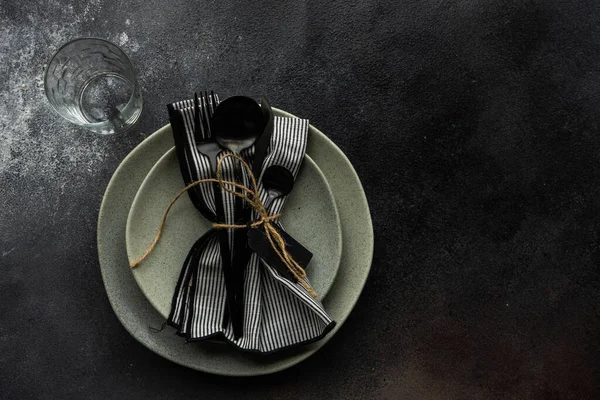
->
[262,165,295,209]
[212,96,264,339]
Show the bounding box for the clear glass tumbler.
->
[44,38,143,135]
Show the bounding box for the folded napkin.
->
[166,98,335,353]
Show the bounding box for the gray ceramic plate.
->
[97,108,373,376]
[126,148,342,317]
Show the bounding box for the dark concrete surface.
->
[1,0,599,398]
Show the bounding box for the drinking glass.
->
[44,38,143,135]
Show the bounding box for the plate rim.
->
[98,109,373,375]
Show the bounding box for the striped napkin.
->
[166,98,335,353]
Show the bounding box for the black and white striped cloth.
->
[166,98,335,353]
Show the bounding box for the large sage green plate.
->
[126,149,342,317]
[97,109,373,376]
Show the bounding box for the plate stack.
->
[97,106,373,375]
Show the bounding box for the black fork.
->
[195,91,222,175]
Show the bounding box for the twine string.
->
[129,153,317,297]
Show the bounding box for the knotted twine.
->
[129,153,317,297]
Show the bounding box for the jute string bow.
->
[129,153,317,297]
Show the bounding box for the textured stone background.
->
[1,0,600,398]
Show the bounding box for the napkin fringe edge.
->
[166,319,337,355]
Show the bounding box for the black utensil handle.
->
[251,97,274,179]
[232,206,253,332]
[208,153,240,335]
[212,175,240,334]
[217,227,238,332]
[229,162,246,339]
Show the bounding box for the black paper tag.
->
[247,225,313,282]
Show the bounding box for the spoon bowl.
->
[262,165,295,208]
[212,96,264,154]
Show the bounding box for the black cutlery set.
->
[166,93,320,346]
